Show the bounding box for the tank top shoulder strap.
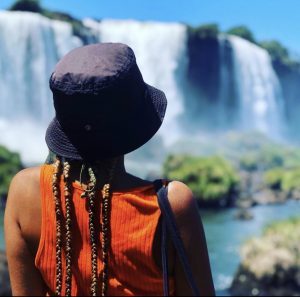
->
[153,179,170,192]
[154,179,200,296]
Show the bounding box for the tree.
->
[188,23,219,39]
[227,26,256,43]
[163,155,239,206]
[9,0,88,42]
[259,40,290,63]
[0,146,23,200]
[10,0,42,13]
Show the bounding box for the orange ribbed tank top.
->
[35,164,175,296]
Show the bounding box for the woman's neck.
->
[57,156,152,191]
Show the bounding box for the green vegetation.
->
[165,133,300,206]
[239,154,260,172]
[188,23,219,39]
[265,167,300,194]
[260,40,300,68]
[42,10,87,41]
[163,155,239,204]
[239,146,288,172]
[9,0,87,41]
[281,168,300,193]
[231,132,300,172]
[9,0,42,13]
[264,168,285,190]
[260,41,289,63]
[260,144,300,194]
[264,217,300,237]
[221,132,276,158]
[227,26,256,43]
[0,146,23,199]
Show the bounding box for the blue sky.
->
[1,0,299,55]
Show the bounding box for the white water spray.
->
[0,11,288,165]
[228,35,284,136]
[0,11,82,163]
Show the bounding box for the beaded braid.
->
[63,161,73,297]
[85,160,117,297]
[87,166,98,296]
[52,158,63,296]
[101,183,111,296]
[52,158,117,296]
[101,160,117,297]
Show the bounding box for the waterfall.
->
[0,11,82,163]
[228,35,284,136]
[0,11,289,165]
[84,18,188,145]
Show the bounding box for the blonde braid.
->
[81,159,117,296]
[101,159,117,296]
[52,158,63,296]
[87,166,98,296]
[101,183,110,296]
[63,160,73,296]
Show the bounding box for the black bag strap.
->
[161,208,169,296]
[154,180,200,296]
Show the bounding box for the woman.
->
[5,43,215,296]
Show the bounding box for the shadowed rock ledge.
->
[230,218,300,296]
[0,250,11,296]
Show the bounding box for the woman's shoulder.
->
[168,181,196,209]
[10,166,42,189]
[7,166,43,208]
[5,166,45,262]
[167,180,200,222]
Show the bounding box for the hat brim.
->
[46,83,167,161]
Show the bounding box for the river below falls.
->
[201,200,300,294]
[1,200,300,295]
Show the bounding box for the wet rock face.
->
[234,209,254,221]
[0,251,11,296]
[231,218,300,296]
[187,34,221,101]
[273,61,300,137]
[252,189,287,205]
[231,267,300,296]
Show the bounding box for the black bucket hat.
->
[45,43,167,161]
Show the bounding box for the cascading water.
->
[84,18,188,145]
[228,35,284,137]
[0,11,82,163]
[0,11,288,166]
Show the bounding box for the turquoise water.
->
[201,200,300,293]
[1,201,300,294]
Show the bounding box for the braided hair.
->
[52,158,63,296]
[87,161,116,296]
[52,157,116,296]
[63,161,73,296]
[87,166,99,296]
[101,162,116,296]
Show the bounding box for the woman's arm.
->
[168,181,215,296]
[4,170,47,296]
